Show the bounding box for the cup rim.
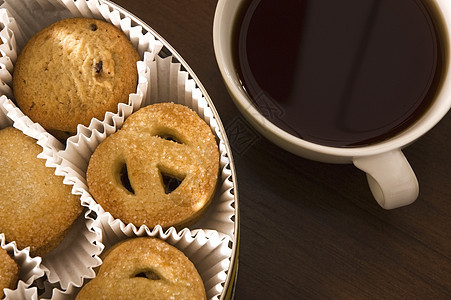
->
[213,0,451,161]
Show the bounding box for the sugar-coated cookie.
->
[87,103,219,228]
[0,247,18,298]
[0,127,83,256]
[13,17,140,138]
[76,237,206,300]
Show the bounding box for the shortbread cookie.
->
[13,17,140,138]
[0,127,83,256]
[87,103,219,228]
[76,237,206,299]
[0,247,18,298]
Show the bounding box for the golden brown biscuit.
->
[76,237,206,300]
[13,17,140,138]
[0,247,18,298]
[87,103,219,228]
[0,127,83,256]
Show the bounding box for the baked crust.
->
[13,17,140,138]
[0,247,18,298]
[87,103,219,228]
[76,237,206,299]
[0,127,83,256]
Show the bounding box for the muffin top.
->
[13,17,140,137]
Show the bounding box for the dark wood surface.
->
[111,1,450,298]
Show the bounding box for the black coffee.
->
[235,0,444,147]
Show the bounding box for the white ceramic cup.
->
[213,0,451,209]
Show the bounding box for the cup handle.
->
[353,150,419,209]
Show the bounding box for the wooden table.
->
[111,1,450,298]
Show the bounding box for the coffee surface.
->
[236,0,442,147]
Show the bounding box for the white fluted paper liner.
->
[0,8,18,61]
[1,0,165,60]
[0,234,43,300]
[59,52,235,237]
[0,96,12,129]
[0,1,72,50]
[0,8,18,100]
[39,209,103,291]
[0,97,104,293]
[60,214,233,300]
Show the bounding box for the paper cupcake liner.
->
[39,210,103,291]
[34,209,104,299]
[0,9,18,101]
[0,97,104,294]
[65,215,233,300]
[44,215,233,299]
[0,1,72,50]
[0,234,44,300]
[0,95,12,128]
[59,52,235,237]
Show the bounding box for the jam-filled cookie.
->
[76,237,206,299]
[13,17,140,139]
[0,247,18,298]
[0,127,83,256]
[87,103,219,228]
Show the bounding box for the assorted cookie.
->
[76,237,206,299]
[1,5,229,297]
[13,17,140,139]
[0,127,83,257]
[87,103,219,229]
[0,247,18,298]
